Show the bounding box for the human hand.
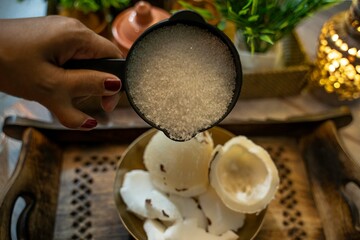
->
[0,16,123,129]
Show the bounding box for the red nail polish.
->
[81,119,97,129]
[104,79,121,91]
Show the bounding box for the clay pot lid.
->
[112,1,170,55]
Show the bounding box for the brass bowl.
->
[113,127,266,240]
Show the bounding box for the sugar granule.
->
[127,24,236,141]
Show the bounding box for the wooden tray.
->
[0,107,359,240]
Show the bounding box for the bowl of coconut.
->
[113,127,280,240]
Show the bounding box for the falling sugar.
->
[127,24,236,141]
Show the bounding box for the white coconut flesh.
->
[163,218,238,240]
[198,187,245,235]
[144,131,214,197]
[168,194,208,229]
[210,136,279,214]
[120,170,181,221]
[144,219,166,240]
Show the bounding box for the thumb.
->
[62,68,121,112]
[63,69,122,97]
[50,102,98,130]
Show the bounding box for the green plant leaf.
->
[60,0,74,9]
[220,0,341,52]
[259,34,274,45]
[59,0,129,13]
[242,0,253,10]
[244,27,253,35]
[217,19,227,31]
[248,15,259,22]
[260,29,275,34]
[177,1,215,20]
[238,9,249,15]
[279,21,289,29]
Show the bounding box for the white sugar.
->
[127,24,236,141]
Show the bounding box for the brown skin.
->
[0,16,123,129]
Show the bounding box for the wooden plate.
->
[113,127,266,240]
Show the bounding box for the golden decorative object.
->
[310,0,360,101]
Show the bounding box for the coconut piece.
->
[120,169,181,221]
[144,131,214,197]
[168,194,208,229]
[143,219,166,240]
[163,218,238,240]
[210,136,279,214]
[198,187,245,235]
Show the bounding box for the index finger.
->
[50,17,124,64]
[72,29,124,60]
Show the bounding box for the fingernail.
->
[81,119,97,129]
[104,78,121,91]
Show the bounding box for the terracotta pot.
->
[111,1,170,56]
